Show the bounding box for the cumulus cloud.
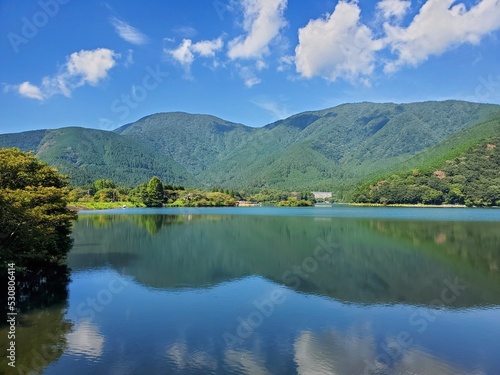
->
[65,48,117,84]
[110,17,148,45]
[293,0,500,83]
[383,0,500,73]
[168,39,195,67]
[295,1,383,84]
[165,37,224,75]
[376,0,411,21]
[8,48,118,101]
[191,37,224,57]
[228,0,288,60]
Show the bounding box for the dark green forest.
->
[352,136,500,206]
[1,101,499,194]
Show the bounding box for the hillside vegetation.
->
[0,127,197,187]
[352,131,500,206]
[118,101,500,191]
[1,101,499,195]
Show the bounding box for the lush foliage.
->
[2,101,498,194]
[0,148,77,269]
[275,196,313,207]
[68,178,319,208]
[185,101,499,191]
[352,137,500,206]
[145,177,164,207]
[70,177,238,208]
[0,127,197,187]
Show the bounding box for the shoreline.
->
[67,202,496,211]
[348,203,468,208]
[67,202,141,211]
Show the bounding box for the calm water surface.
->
[2,207,500,374]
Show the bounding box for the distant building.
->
[237,201,261,207]
[311,192,333,199]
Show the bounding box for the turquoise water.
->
[4,207,500,374]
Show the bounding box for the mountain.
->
[1,100,499,192]
[0,127,197,187]
[115,112,253,174]
[116,100,500,191]
[351,117,500,206]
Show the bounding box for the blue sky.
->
[1,0,500,133]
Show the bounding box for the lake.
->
[2,206,500,374]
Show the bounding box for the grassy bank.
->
[67,201,145,211]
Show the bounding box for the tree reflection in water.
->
[0,265,72,374]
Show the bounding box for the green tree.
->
[93,188,120,202]
[0,148,77,270]
[93,179,116,191]
[145,176,164,207]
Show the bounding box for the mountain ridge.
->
[1,100,499,191]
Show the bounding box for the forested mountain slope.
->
[1,100,499,191]
[0,127,196,186]
[352,117,500,206]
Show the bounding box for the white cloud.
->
[110,17,148,45]
[18,82,44,100]
[191,37,224,57]
[256,59,267,71]
[228,0,288,60]
[277,55,294,72]
[384,0,500,73]
[165,37,224,75]
[66,48,118,85]
[237,65,262,87]
[376,0,411,21]
[295,1,383,84]
[9,48,118,101]
[168,39,195,67]
[293,0,500,83]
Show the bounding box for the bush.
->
[0,148,77,270]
